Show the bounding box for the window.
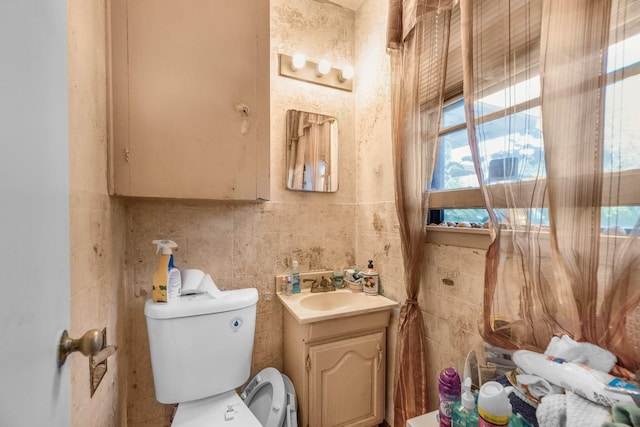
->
[428,2,640,233]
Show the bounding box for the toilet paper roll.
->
[180,269,224,298]
[181,269,205,295]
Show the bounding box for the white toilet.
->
[144,288,297,427]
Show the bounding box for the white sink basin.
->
[299,292,363,311]
[277,289,399,324]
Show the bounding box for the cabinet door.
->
[308,331,385,427]
[109,0,270,200]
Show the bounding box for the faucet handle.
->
[304,278,319,292]
[320,276,336,291]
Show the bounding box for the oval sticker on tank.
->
[230,317,243,331]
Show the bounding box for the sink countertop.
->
[277,289,399,324]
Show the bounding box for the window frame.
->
[426,61,640,247]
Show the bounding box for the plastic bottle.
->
[151,239,182,303]
[333,269,344,289]
[286,276,293,296]
[477,381,511,427]
[291,260,301,294]
[439,367,461,427]
[452,377,478,427]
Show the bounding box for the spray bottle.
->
[439,367,461,427]
[152,239,182,303]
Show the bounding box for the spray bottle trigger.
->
[152,239,178,255]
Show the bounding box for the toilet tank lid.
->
[144,288,258,319]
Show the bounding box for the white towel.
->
[536,394,566,427]
[545,335,617,373]
[536,392,612,427]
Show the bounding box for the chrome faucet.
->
[308,276,336,293]
[319,276,336,292]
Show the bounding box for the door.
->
[308,332,385,427]
[0,1,71,426]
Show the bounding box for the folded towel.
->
[603,404,640,427]
[545,335,617,373]
[566,391,611,426]
[536,391,612,427]
[536,394,566,427]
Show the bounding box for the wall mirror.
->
[286,109,338,192]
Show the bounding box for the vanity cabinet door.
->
[307,331,385,427]
[109,0,270,200]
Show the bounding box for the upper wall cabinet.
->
[108,0,270,200]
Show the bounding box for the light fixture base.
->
[278,54,353,92]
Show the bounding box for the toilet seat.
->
[281,374,298,427]
[241,367,288,427]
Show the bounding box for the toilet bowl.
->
[144,290,297,427]
[172,391,262,426]
[172,368,297,427]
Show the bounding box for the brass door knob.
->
[57,329,103,368]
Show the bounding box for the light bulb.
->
[339,65,354,81]
[317,59,331,76]
[291,53,306,71]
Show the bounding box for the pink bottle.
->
[438,367,461,427]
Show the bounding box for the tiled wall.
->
[124,201,356,426]
[68,0,128,425]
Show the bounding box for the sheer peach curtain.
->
[387,1,454,425]
[461,0,640,370]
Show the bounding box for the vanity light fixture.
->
[278,53,353,92]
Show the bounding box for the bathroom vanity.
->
[108,0,270,200]
[278,286,399,427]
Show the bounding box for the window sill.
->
[425,225,491,249]
[426,225,633,252]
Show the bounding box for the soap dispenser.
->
[452,377,478,427]
[361,260,379,295]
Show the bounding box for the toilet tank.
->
[144,288,259,404]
